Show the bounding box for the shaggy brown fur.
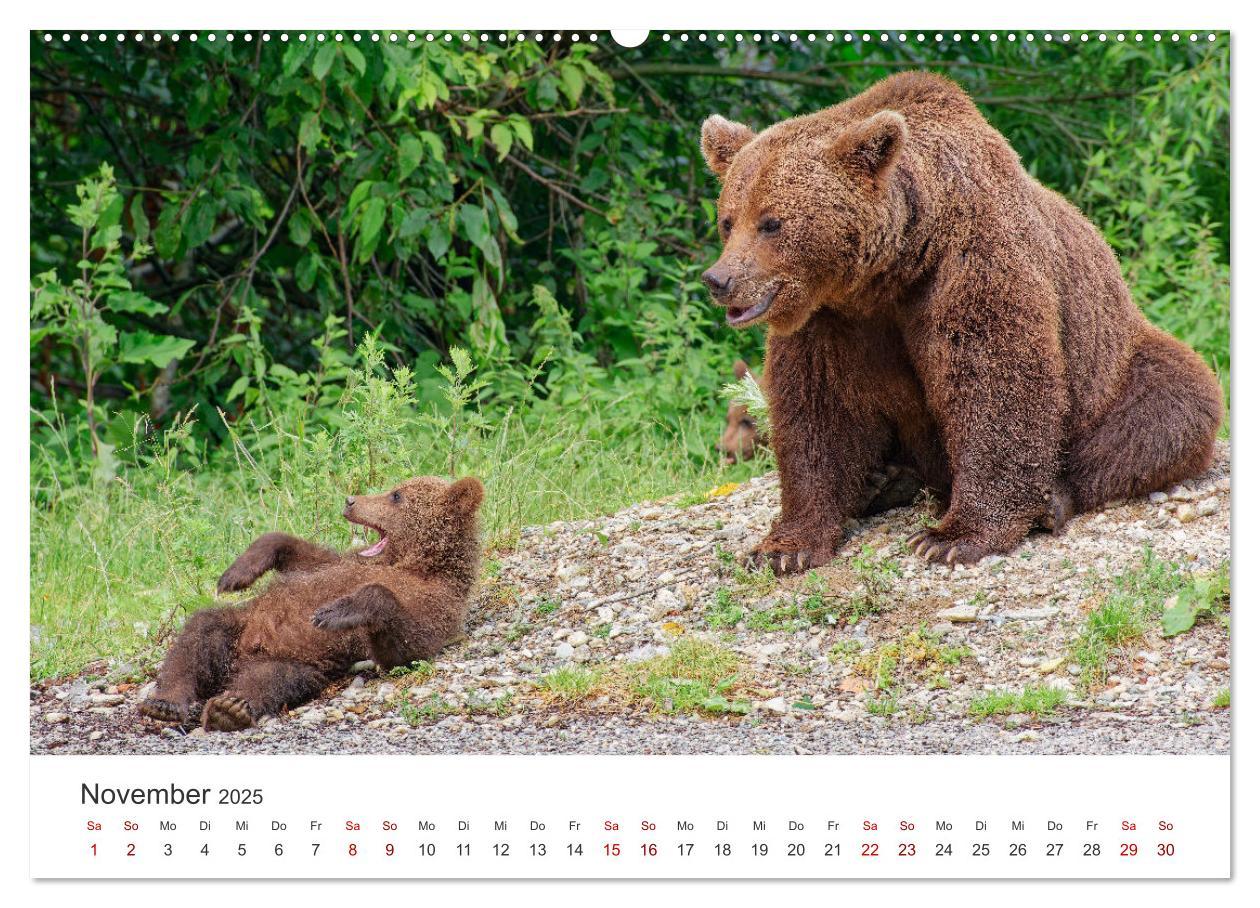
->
[139,476,484,731]
[717,359,768,463]
[700,71,1223,573]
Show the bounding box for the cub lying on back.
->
[139,475,483,732]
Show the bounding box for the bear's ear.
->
[445,476,485,516]
[833,110,907,182]
[701,115,755,178]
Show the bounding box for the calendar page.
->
[23,4,1239,895]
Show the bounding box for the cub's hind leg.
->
[140,606,245,726]
[203,660,329,732]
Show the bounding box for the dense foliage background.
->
[29,32,1230,676]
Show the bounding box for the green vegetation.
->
[867,693,900,717]
[1213,689,1231,709]
[399,693,459,726]
[704,587,744,629]
[840,547,902,623]
[1071,551,1229,688]
[621,638,748,715]
[386,659,436,681]
[969,685,1068,719]
[851,624,971,718]
[537,665,603,702]
[1161,564,1230,637]
[30,34,1229,679]
[854,624,971,690]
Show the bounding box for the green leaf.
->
[418,131,445,162]
[399,207,427,240]
[343,44,367,76]
[534,74,559,110]
[282,40,313,76]
[288,211,312,247]
[224,375,250,403]
[558,63,585,106]
[425,223,451,259]
[295,252,320,291]
[154,204,183,259]
[298,112,322,152]
[128,194,150,244]
[183,199,216,250]
[312,43,337,80]
[117,331,196,368]
[107,291,167,317]
[508,116,534,151]
[489,123,513,160]
[1160,578,1223,637]
[1161,593,1199,637]
[457,204,490,247]
[398,134,423,180]
[347,180,375,213]
[355,197,387,262]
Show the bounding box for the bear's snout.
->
[702,265,734,298]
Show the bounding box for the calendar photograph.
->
[29,27,1231,767]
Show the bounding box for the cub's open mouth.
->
[726,283,780,327]
[345,514,388,558]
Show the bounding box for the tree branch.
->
[612,63,1136,107]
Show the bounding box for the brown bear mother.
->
[700,71,1222,573]
[139,475,483,731]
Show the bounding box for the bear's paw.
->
[202,695,256,732]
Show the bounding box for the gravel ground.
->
[31,444,1231,756]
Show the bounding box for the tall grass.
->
[30,348,767,681]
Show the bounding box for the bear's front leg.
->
[748,319,903,575]
[217,532,339,593]
[312,581,443,669]
[903,272,1067,565]
[311,583,399,631]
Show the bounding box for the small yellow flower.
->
[706,482,740,500]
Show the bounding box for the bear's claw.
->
[139,697,201,726]
[745,545,835,576]
[311,598,368,631]
[907,528,992,566]
[202,696,256,732]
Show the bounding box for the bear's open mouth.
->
[726,283,780,327]
[346,515,388,558]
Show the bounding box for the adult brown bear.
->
[700,71,1223,574]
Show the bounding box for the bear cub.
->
[717,359,768,464]
[139,475,483,731]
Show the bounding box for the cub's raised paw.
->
[139,697,200,726]
[906,528,995,566]
[202,696,255,732]
[311,598,367,631]
[216,560,260,595]
[745,544,835,576]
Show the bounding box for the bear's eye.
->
[758,217,782,236]
[390,491,402,504]
[720,216,733,236]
